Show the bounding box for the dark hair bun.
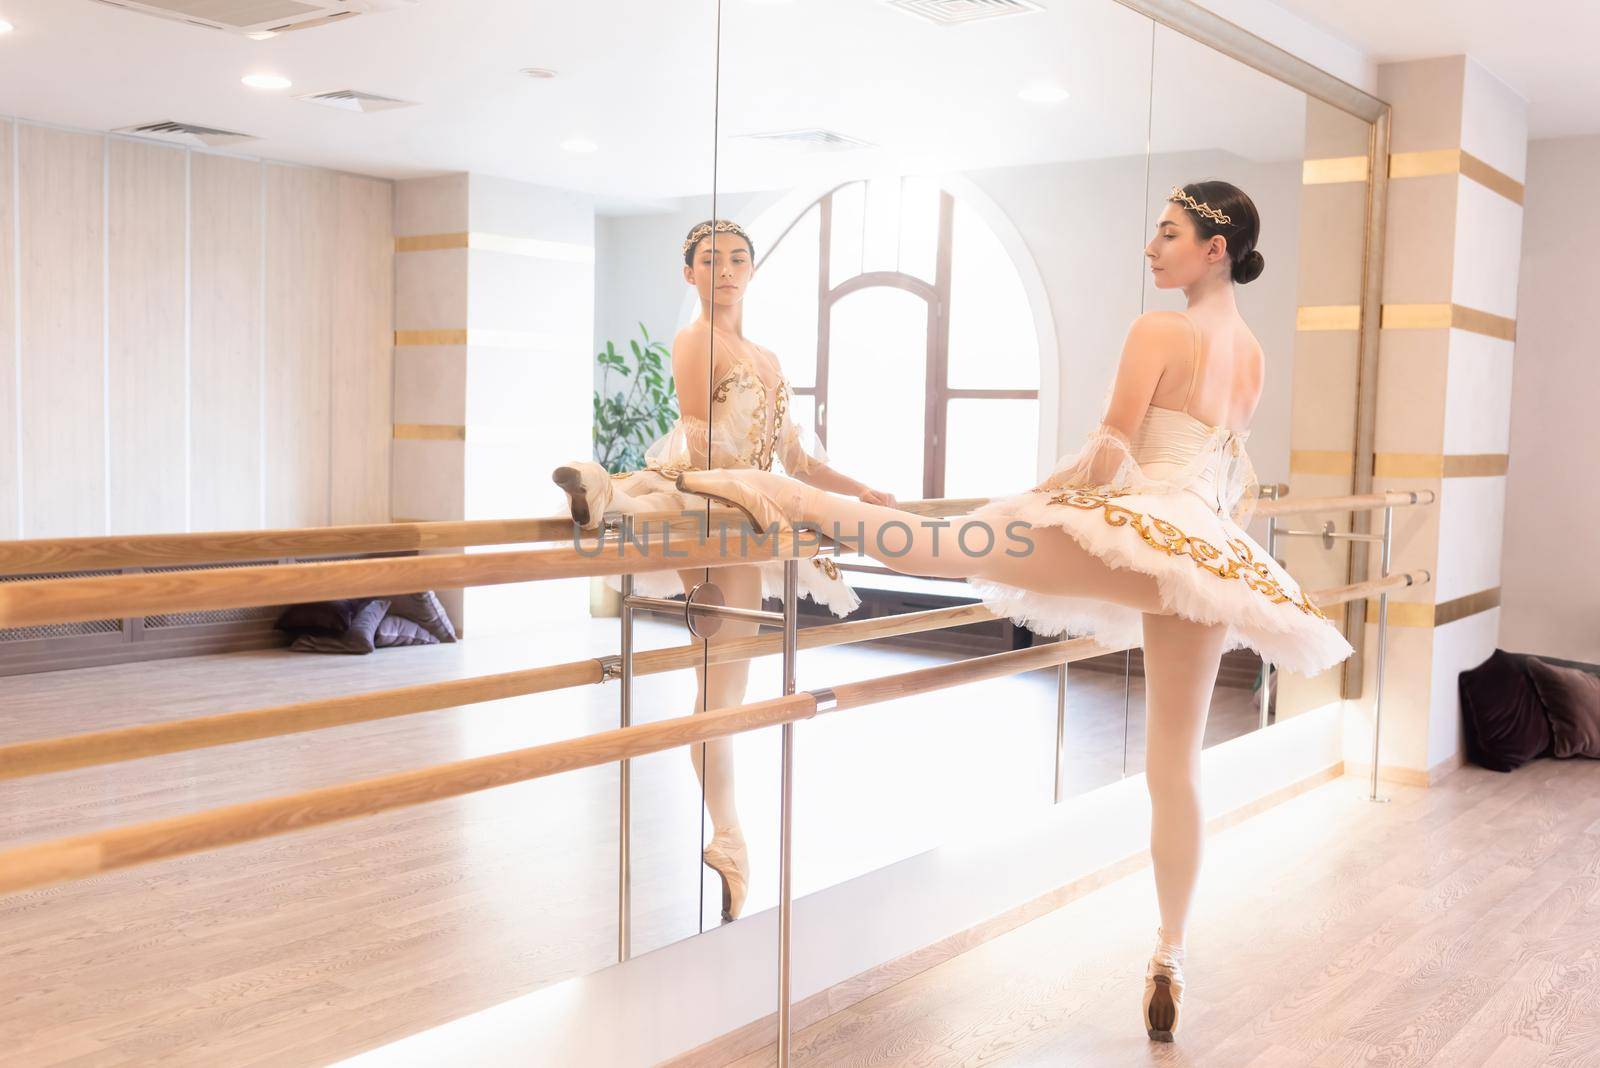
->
[1233,248,1265,285]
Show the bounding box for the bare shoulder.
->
[671,321,713,370]
[673,319,711,352]
[1126,309,1195,349]
[1120,310,1194,374]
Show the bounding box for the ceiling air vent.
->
[296,89,417,113]
[90,0,417,36]
[884,0,1043,26]
[114,121,260,148]
[738,128,876,152]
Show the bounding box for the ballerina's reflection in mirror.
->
[554,218,895,925]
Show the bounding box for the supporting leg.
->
[1138,610,1228,949]
[676,563,763,837]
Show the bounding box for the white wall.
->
[1501,134,1600,664]
[0,118,394,540]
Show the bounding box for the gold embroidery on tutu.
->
[812,555,840,580]
[1041,489,1329,621]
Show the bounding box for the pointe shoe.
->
[674,468,803,535]
[1143,928,1186,1042]
[702,829,749,923]
[551,460,613,530]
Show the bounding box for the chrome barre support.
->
[777,558,799,1067]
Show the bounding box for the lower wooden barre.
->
[0,634,1118,896]
[0,603,997,781]
[0,530,825,629]
[1311,569,1431,609]
[0,694,817,896]
[822,636,1108,711]
[1254,489,1436,518]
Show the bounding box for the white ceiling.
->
[1263,0,1600,139]
[0,0,1314,202]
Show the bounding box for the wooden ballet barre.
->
[0,528,829,629]
[1,565,1435,781]
[0,635,1117,896]
[0,496,983,578]
[0,510,744,576]
[1309,569,1430,609]
[1253,489,1435,518]
[0,603,998,781]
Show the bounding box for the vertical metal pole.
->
[617,517,634,961]
[1260,510,1277,730]
[1366,506,1393,803]
[1053,661,1068,804]
[777,558,798,1066]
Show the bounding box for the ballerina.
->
[675,182,1354,1039]
[553,218,894,924]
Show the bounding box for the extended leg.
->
[771,480,1167,615]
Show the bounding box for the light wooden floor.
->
[727,758,1600,1068]
[0,616,1258,1067]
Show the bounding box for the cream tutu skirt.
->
[965,484,1354,677]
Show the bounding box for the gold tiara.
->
[682,219,750,255]
[1167,186,1231,225]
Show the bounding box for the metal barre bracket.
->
[1277,520,1384,550]
[808,687,838,713]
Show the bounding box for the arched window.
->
[746,176,1041,500]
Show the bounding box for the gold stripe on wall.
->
[394,233,468,253]
[1365,600,1437,628]
[1435,587,1502,626]
[1373,453,1509,478]
[1296,305,1362,331]
[1381,303,1453,330]
[1442,454,1509,477]
[393,424,467,441]
[1289,450,1355,476]
[1374,453,1443,479]
[1452,305,1517,341]
[1372,588,1503,627]
[1302,156,1369,184]
[1389,148,1462,180]
[1380,303,1516,341]
[395,232,595,263]
[1388,148,1524,205]
[1458,153,1525,205]
[394,328,584,350]
[395,329,468,346]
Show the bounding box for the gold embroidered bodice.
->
[645,354,828,479]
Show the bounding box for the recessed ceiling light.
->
[243,73,292,91]
[0,19,14,34]
[245,31,278,41]
[1018,84,1070,104]
[561,138,598,154]
[520,67,558,79]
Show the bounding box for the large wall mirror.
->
[0,0,1386,1035]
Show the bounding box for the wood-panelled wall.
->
[0,119,394,540]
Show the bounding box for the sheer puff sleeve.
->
[776,384,830,477]
[643,413,711,478]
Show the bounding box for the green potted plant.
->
[588,323,679,616]
[594,323,678,472]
